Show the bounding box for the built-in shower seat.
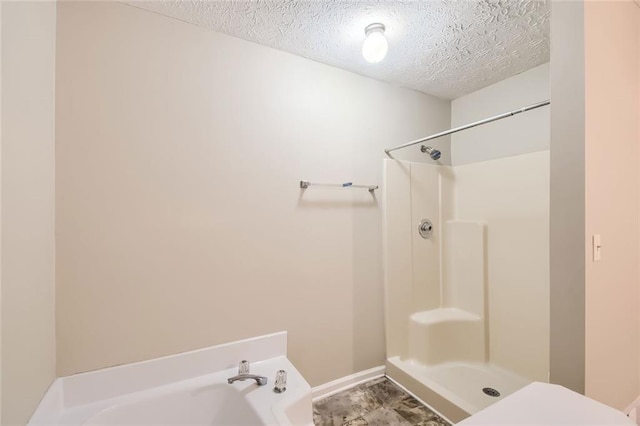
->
[408,307,486,365]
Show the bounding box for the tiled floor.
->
[313,377,451,426]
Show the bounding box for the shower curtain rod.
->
[384,100,551,156]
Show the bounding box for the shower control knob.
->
[418,219,433,239]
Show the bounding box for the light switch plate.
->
[593,234,602,262]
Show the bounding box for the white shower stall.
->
[382,64,550,422]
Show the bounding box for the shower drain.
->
[482,387,501,397]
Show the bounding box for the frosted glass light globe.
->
[362,24,388,63]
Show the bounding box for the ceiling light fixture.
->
[362,23,388,63]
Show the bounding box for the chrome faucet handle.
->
[238,360,250,375]
[273,370,287,393]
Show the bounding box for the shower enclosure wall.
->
[382,151,550,422]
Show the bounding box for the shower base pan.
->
[386,356,530,423]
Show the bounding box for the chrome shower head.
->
[421,145,441,161]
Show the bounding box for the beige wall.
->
[549,0,640,405]
[55,2,450,384]
[549,0,586,394]
[1,1,57,424]
[451,63,550,165]
[1,4,3,421]
[584,0,640,410]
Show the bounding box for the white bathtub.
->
[87,384,264,425]
[30,333,313,426]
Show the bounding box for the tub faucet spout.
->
[227,374,268,386]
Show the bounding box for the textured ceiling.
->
[127,0,550,100]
